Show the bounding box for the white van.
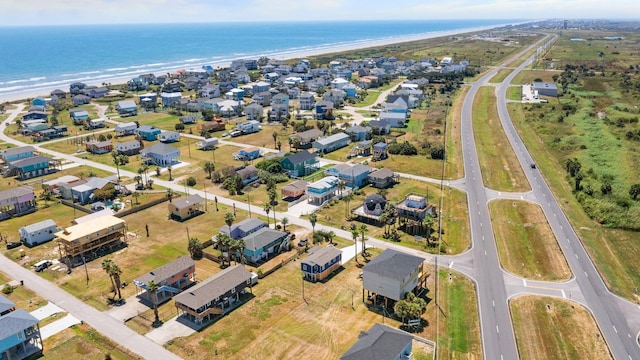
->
[34,260,51,272]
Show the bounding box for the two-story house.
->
[280,150,319,178]
[306,176,339,205]
[340,324,413,360]
[242,228,289,263]
[362,249,427,307]
[134,255,196,304]
[219,218,266,240]
[301,245,342,282]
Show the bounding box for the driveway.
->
[30,302,63,320]
[40,314,81,340]
[146,317,195,345]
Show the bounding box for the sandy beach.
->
[0,23,515,103]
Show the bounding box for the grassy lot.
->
[510,295,611,360]
[34,323,137,360]
[511,69,560,85]
[489,68,514,83]
[473,86,530,192]
[311,179,470,255]
[447,85,467,179]
[505,31,640,301]
[166,250,478,360]
[506,86,522,101]
[428,269,482,359]
[489,200,571,281]
[0,272,47,310]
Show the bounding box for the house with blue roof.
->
[69,108,90,125]
[19,219,59,247]
[31,97,46,107]
[136,125,162,141]
[219,218,267,240]
[333,164,372,188]
[0,308,43,360]
[115,100,138,117]
[343,83,357,98]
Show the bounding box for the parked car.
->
[229,129,243,137]
[6,241,22,249]
[34,260,52,272]
[298,237,308,247]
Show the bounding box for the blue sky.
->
[2,0,637,26]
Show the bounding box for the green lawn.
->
[489,68,514,83]
[35,324,137,360]
[473,86,530,192]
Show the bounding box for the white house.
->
[114,121,138,136]
[158,131,180,143]
[19,219,59,246]
[141,143,180,167]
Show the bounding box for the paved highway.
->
[493,36,640,359]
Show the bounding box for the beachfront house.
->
[219,218,266,240]
[0,308,43,360]
[340,324,413,360]
[158,131,180,143]
[72,94,91,106]
[306,176,339,205]
[0,146,34,163]
[281,179,308,200]
[169,194,204,221]
[174,265,253,327]
[133,255,196,304]
[140,143,180,167]
[136,125,162,141]
[18,219,59,247]
[114,122,138,136]
[242,228,289,264]
[312,132,350,154]
[85,140,113,154]
[280,150,319,178]
[115,100,138,117]
[362,248,427,307]
[0,187,36,221]
[301,245,342,282]
[56,215,127,266]
[115,140,141,156]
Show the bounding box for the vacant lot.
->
[0,271,46,310]
[489,200,571,281]
[489,68,514,83]
[473,86,529,192]
[510,295,611,360]
[38,323,137,360]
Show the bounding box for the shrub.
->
[186,177,197,187]
[388,141,418,155]
[2,285,14,295]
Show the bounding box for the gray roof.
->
[172,194,203,210]
[368,168,394,180]
[302,246,342,267]
[0,186,34,202]
[294,129,323,142]
[74,209,115,224]
[346,126,371,134]
[340,323,412,360]
[117,140,140,148]
[0,295,15,314]
[362,249,424,281]
[284,150,317,166]
[20,219,56,233]
[10,155,51,168]
[315,132,349,146]
[1,146,34,157]
[0,308,39,340]
[533,81,558,90]
[282,180,308,193]
[379,112,406,120]
[173,265,251,310]
[141,143,179,156]
[220,218,265,236]
[134,255,195,285]
[116,100,137,109]
[340,164,371,177]
[243,228,287,251]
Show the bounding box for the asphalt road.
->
[493,36,640,359]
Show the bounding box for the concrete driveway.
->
[146,317,195,344]
[30,302,63,320]
[40,314,81,340]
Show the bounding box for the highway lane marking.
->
[523,279,527,287]
[484,250,487,256]
[575,253,579,259]
[496,325,499,334]
[561,290,566,298]
[492,300,495,307]
[613,325,618,334]
[482,236,485,241]
[584,272,589,278]
[449,262,454,268]
[567,238,570,244]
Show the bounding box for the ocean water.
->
[0,20,516,97]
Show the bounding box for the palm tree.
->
[166,189,174,203]
[344,193,354,219]
[281,217,289,232]
[203,161,216,180]
[359,224,368,257]
[216,233,233,267]
[146,280,161,326]
[110,263,123,300]
[234,238,247,265]
[132,191,140,205]
[101,259,116,296]
[309,213,317,236]
[338,180,346,197]
[379,212,389,236]
[167,165,173,181]
[112,151,128,180]
[272,131,278,149]
[224,212,235,229]
[351,229,359,263]
[263,203,271,227]
[134,175,142,188]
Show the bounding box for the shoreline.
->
[0,22,521,103]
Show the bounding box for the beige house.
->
[168,194,203,221]
[56,215,126,266]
